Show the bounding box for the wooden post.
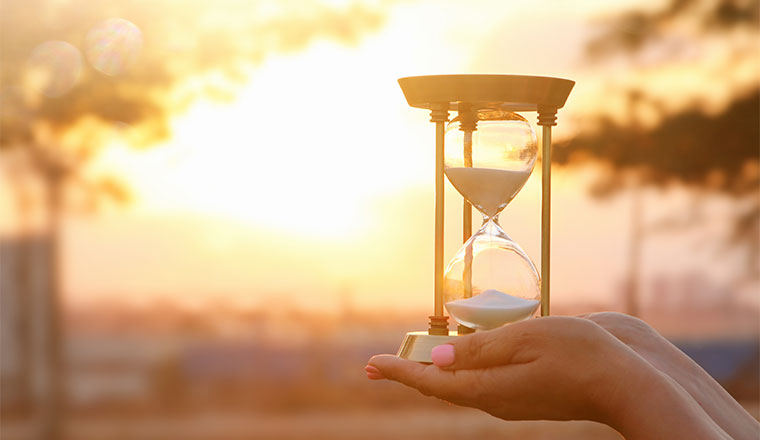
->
[429,105,449,335]
[537,106,557,317]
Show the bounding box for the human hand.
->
[367,316,732,439]
[582,312,760,440]
[369,317,646,423]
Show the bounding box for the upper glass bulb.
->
[444,110,537,217]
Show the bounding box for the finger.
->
[438,316,597,370]
[368,354,465,401]
[364,364,386,380]
[580,312,655,344]
[433,318,545,370]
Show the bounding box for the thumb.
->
[368,354,480,404]
[431,319,538,370]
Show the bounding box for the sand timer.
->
[443,110,540,332]
[395,75,574,362]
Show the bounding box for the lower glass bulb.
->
[443,219,540,330]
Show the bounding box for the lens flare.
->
[85,18,143,76]
[26,41,82,98]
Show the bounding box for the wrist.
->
[593,351,730,439]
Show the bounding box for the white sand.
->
[445,289,539,330]
[445,167,530,216]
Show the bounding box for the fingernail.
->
[431,344,455,367]
[365,365,385,380]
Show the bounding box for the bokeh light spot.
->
[26,41,82,98]
[85,18,143,76]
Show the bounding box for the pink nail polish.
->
[431,344,455,367]
[364,365,381,375]
[366,371,385,380]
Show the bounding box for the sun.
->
[95,40,430,240]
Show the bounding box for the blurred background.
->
[0,0,757,438]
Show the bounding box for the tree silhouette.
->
[555,88,759,196]
[586,0,759,60]
[0,1,389,438]
[555,0,759,315]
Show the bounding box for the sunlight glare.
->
[25,41,82,98]
[85,18,143,76]
[98,41,431,239]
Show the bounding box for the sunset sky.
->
[1,0,757,313]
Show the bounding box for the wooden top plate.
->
[398,74,574,112]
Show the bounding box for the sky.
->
[1,0,757,313]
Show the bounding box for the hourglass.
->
[396,75,574,362]
[443,109,540,332]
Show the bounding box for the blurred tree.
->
[0,1,389,438]
[556,0,759,314]
[587,0,758,59]
[573,0,758,191]
[555,89,759,196]
[571,0,758,194]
